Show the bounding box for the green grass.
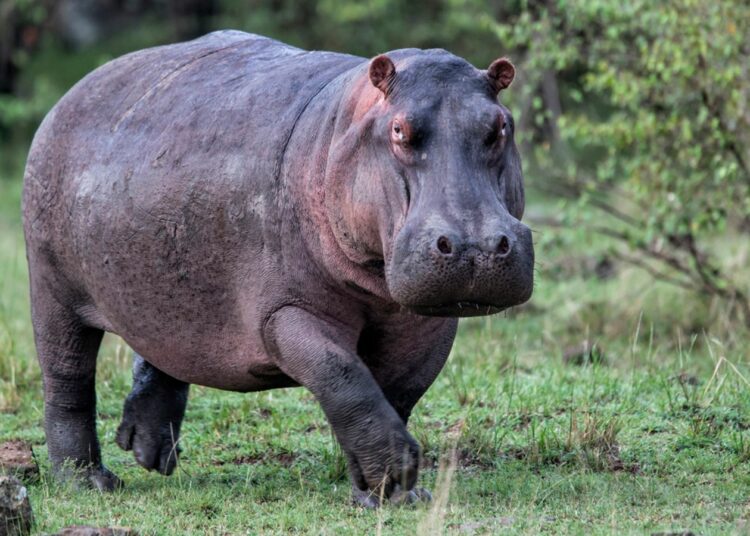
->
[1,178,749,535]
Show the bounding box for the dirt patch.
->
[604,442,641,474]
[215,452,298,468]
[456,448,493,468]
[228,453,263,465]
[421,446,497,470]
[0,440,38,481]
[303,423,325,434]
[501,440,640,474]
[50,527,138,536]
[453,516,514,533]
[272,453,296,467]
[672,372,701,387]
[563,342,607,366]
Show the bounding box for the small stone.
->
[0,475,33,536]
[0,442,38,482]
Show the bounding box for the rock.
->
[0,475,33,536]
[52,527,138,536]
[0,442,38,481]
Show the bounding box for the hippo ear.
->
[369,54,396,95]
[486,57,515,93]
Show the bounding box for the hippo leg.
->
[116,353,189,475]
[267,306,421,506]
[375,331,455,425]
[353,320,457,506]
[29,274,120,491]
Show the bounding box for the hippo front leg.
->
[116,353,189,475]
[266,306,421,506]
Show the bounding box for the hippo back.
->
[22,31,363,388]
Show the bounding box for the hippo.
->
[22,30,533,506]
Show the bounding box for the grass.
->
[1,176,749,535]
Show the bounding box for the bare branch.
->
[610,251,699,292]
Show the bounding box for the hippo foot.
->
[115,355,188,476]
[351,485,432,508]
[115,404,181,476]
[54,463,123,492]
[86,465,123,492]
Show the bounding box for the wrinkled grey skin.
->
[22,30,533,504]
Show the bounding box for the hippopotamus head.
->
[325,49,534,317]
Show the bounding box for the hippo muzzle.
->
[386,206,534,317]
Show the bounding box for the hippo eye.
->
[486,118,508,147]
[485,124,500,146]
[392,121,406,143]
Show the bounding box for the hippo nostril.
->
[496,235,511,256]
[436,236,453,255]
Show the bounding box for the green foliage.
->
[0,0,51,136]
[479,0,750,316]
[216,0,497,63]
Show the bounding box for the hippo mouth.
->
[409,301,507,317]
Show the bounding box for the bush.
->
[480,0,750,321]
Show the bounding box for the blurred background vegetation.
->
[1,0,749,329]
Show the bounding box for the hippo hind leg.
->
[29,269,121,491]
[116,353,189,475]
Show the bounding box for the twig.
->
[610,251,698,292]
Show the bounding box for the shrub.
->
[481,0,750,322]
